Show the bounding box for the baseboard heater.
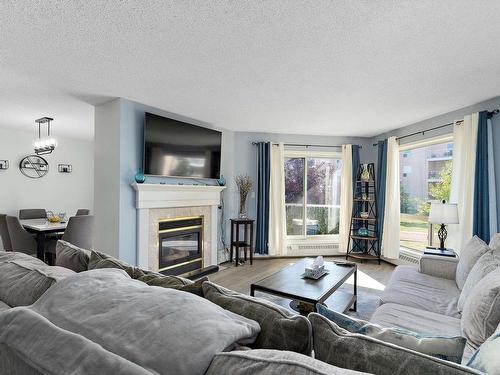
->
[160,265,219,280]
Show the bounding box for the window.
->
[284,151,343,238]
[399,138,453,251]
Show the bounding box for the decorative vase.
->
[360,164,370,182]
[217,175,226,186]
[357,227,369,237]
[135,171,146,183]
[239,194,248,218]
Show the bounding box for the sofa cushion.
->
[466,324,500,374]
[308,313,480,375]
[456,236,490,290]
[317,304,465,363]
[138,273,208,297]
[461,268,500,350]
[205,349,369,375]
[0,251,75,307]
[458,249,500,311]
[0,300,10,312]
[202,281,312,355]
[371,303,462,337]
[0,312,151,375]
[489,233,500,251]
[380,265,461,317]
[88,250,145,279]
[14,269,260,375]
[55,240,91,272]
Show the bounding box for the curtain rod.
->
[251,142,362,149]
[372,109,499,146]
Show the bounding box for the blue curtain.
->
[351,145,360,189]
[473,111,490,242]
[255,142,271,254]
[376,140,388,246]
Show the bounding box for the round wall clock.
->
[19,155,49,178]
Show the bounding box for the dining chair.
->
[61,215,94,250]
[19,209,47,220]
[0,214,12,251]
[5,216,37,256]
[76,209,90,216]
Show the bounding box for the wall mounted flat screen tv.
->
[144,113,221,179]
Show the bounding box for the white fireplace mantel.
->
[131,182,225,271]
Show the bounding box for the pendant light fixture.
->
[33,117,57,155]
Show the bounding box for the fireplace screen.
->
[158,217,203,275]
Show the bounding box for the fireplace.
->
[158,216,203,276]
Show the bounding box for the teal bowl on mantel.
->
[135,171,146,183]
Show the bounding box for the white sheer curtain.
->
[381,136,400,259]
[339,145,353,253]
[448,113,478,253]
[268,143,286,256]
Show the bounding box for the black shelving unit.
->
[346,163,380,264]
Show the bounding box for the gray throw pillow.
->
[466,324,500,374]
[456,236,489,290]
[202,281,312,355]
[489,233,500,251]
[88,250,146,279]
[461,268,500,350]
[55,240,91,272]
[458,249,500,311]
[309,313,478,375]
[138,273,208,297]
[316,304,466,363]
[0,251,75,306]
[206,349,367,375]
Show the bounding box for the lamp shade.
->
[428,203,459,224]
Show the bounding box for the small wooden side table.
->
[230,219,254,266]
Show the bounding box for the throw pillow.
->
[461,268,500,350]
[138,273,208,297]
[202,281,312,355]
[0,251,75,306]
[489,233,500,251]
[309,313,477,375]
[88,250,146,279]
[467,324,500,374]
[316,304,466,363]
[456,236,489,290]
[458,249,500,311]
[55,240,91,272]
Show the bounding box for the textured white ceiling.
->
[2,1,500,139]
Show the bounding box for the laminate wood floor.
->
[209,257,395,320]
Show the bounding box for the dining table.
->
[20,219,68,261]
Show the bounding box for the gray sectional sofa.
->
[1,236,499,374]
[373,234,500,365]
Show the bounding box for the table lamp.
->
[428,201,459,250]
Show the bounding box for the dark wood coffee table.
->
[250,258,357,315]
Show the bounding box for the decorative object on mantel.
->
[134,171,146,183]
[0,160,8,170]
[235,174,253,218]
[33,117,57,155]
[217,175,226,186]
[19,155,49,178]
[58,164,72,173]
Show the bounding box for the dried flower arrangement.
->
[235,174,253,218]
